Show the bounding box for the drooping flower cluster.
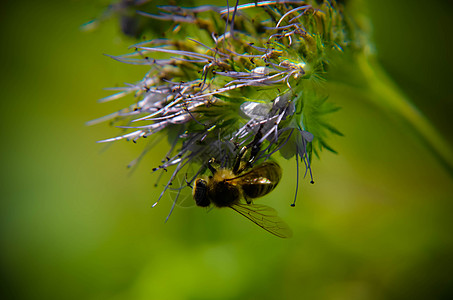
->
[90,0,353,215]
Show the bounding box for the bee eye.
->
[193,179,210,207]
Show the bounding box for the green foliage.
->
[2,0,453,299]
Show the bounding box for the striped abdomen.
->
[238,162,282,199]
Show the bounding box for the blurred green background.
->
[1,0,452,299]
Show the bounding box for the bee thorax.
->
[208,179,241,207]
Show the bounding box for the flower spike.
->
[91,1,351,217]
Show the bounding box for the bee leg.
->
[244,195,252,204]
[248,139,261,166]
[233,126,264,174]
[233,146,248,174]
[235,127,264,174]
[234,141,262,175]
[246,124,263,165]
[207,157,217,174]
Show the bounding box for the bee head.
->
[193,178,210,207]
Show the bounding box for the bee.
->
[192,153,292,238]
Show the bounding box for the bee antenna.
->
[291,152,300,207]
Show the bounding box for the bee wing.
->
[167,162,204,208]
[230,203,292,238]
[231,162,281,185]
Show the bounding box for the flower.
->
[89,0,353,217]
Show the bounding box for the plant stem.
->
[356,54,453,176]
